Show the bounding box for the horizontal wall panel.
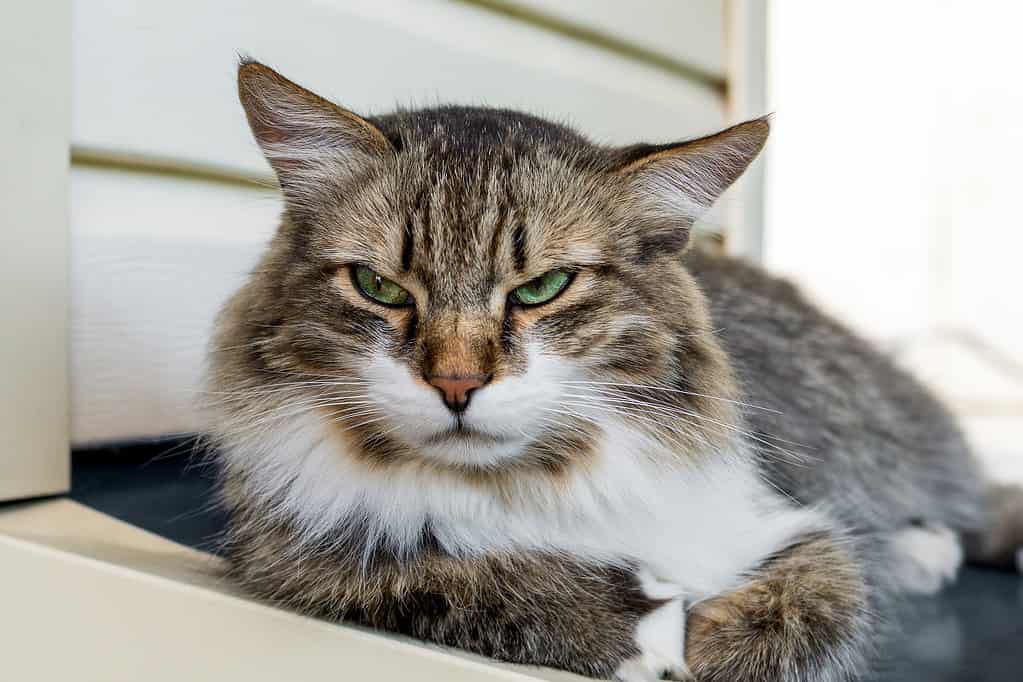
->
[501,0,724,79]
[72,0,723,180]
[70,167,276,444]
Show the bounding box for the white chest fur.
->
[223,413,826,599]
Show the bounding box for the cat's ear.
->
[613,117,769,252]
[237,59,394,208]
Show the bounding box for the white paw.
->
[615,571,690,681]
[888,525,963,595]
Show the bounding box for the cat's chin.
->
[411,427,527,468]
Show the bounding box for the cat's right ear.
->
[237,59,394,209]
[611,118,769,257]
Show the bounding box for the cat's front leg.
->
[227,528,688,680]
[685,531,871,682]
[615,568,691,681]
[404,555,691,682]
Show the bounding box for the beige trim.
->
[723,0,768,262]
[72,146,276,191]
[0,1,71,501]
[0,500,583,681]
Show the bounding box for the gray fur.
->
[686,251,987,535]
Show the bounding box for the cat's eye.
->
[509,269,572,306]
[351,265,413,307]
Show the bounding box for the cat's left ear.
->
[613,117,769,252]
[237,59,394,211]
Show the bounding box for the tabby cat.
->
[206,60,1022,681]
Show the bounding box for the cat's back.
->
[683,249,985,534]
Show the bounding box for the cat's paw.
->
[888,524,963,595]
[615,571,691,682]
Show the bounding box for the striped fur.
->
[205,61,1010,680]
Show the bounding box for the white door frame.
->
[0,0,71,501]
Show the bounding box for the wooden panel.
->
[502,0,724,78]
[0,500,581,681]
[722,0,768,261]
[70,167,277,445]
[0,2,71,500]
[71,0,724,180]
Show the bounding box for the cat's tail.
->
[962,482,1023,573]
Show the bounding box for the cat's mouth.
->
[422,423,509,446]
[414,421,525,467]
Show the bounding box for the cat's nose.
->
[427,374,489,413]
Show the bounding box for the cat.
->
[206,60,1022,681]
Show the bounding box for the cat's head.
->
[212,61,766,476]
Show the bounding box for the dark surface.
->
[71,438,1023,681]
[72,438,228,554]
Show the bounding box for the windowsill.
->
[0,498,579,682]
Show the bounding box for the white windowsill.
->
[0,499,582,682]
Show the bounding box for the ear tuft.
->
[237,60,393,208]
[617,117,770,225]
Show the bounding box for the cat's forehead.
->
[392,160,597,302]
[331,110,612,301]
[372,106,593,159]
[297,107,625,310]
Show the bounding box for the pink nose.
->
[427,374,488,413]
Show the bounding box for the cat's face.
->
[272,135,682,469]
[215,62,766,474]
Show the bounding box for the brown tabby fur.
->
[223,480,661,678]
[963,484,1023,571]
[687,534,869,682]
[216,61,746,479]
[205,60,1016,682]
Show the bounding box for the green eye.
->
[352,265,412,307]
[510,269,572,306]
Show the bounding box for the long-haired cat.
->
[206,61,1022,681]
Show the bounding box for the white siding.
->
[72,0,724,179]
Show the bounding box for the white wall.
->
[765,1,1023,481]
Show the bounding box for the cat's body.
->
[208,61,1020,681]
[689,251,986,537]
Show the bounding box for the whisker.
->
[562,379,782,415]
[560,391,812,467]
[557,400,715,452]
